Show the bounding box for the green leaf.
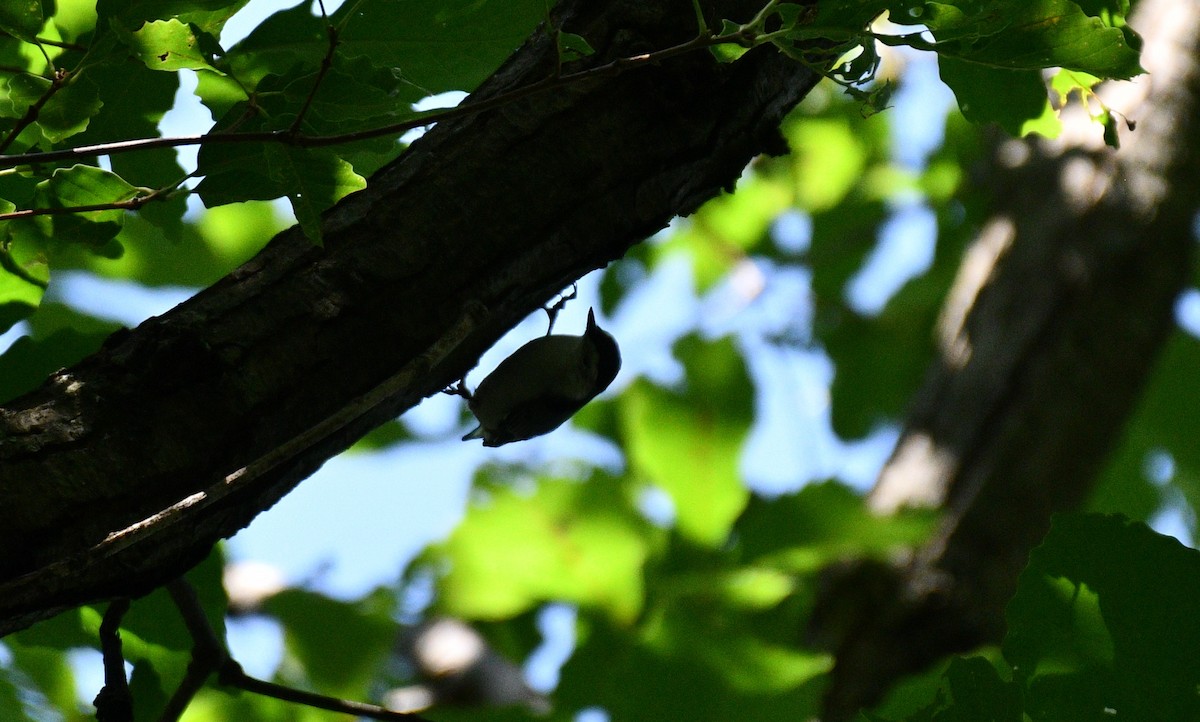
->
[215,1,328,91]
[657,175,792,289]
[621,335,753,546]
[825,278,940,438]
[0,200,48,334]
[1005,514,1200,720]
[222,0,543,99]
[788,116,871,212]
[558,612,827,721]
[710,19,751,63]
[0,304,121,403]
[3,645,77,721]
[557,31,594,62]
[0,73,45,118]
[52,201,281,287]
[433,471,650,621]
[197,139,365,243]
[0,0,42,43]
[735,481,936,571]
[267,144,365,242]
[68,46,184,227]
[10,165,138,251]
[331,0,546,94]
[297,55,422,126]
[41,164,138,209]
[6,606,98,650]
[938,58,1057,137]
[1102,333,1200,521]
[0,668,37,722]
[262,587,397,697]
[939,657,1023,721]
[0,72,104,144]
[893,0,1143,78]
[37,73,104,143]
[122,19,222,73]
[96,0,248,30]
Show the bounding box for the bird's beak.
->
[587,308,597,332]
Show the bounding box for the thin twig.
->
[0,20,761,171]
[166,579,225,657]
[159,580,224,722]
[0,68,70,154]
[288,2,339,136]
[0,2,848,222]
[32,36,89,52]
[165,579,436,722]
[156,650,215,722]
[0,30,87,52]
[95,598,133,722]
[0,196,147,221]
[227,672,435,721]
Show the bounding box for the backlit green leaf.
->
[622,335,753,546]
[123,19,222,73]
[1005,514,1200,720]
[434,471,650,621]
[0,0,42,43]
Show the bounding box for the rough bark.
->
[0,0,821,636]
[812,1,1200,718]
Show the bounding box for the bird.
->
[461,308,620,447]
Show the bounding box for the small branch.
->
[166,579,225,658]
[288,4,339,137]
[0,30,87,52]
[0,67,70,154]
[0,169,196,222]
[94,598,133,722]
[156,647,215,722]
[542,282,578,334]
[226,671,435,721]
[0,196,148,221]
[159,580,224,722]
[32,36,89,52]
[165,579,435,722]
[0,17,776,171]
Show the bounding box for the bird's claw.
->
[543,283,578,335]
[442,377,472,400]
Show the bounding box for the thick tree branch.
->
[0,0,821,636]
[812,0,1200,717]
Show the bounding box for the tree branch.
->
[0,0,822,636]
[94,598,133,722]
[0,68,70,154]
[164,580,434,722]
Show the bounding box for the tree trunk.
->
[0,0,821,636]
[812,0,1200,718]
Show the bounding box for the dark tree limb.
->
[0,0,822,635]
[94,598,132,722]
[811,1,1200,718]
[161,580,434,722]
